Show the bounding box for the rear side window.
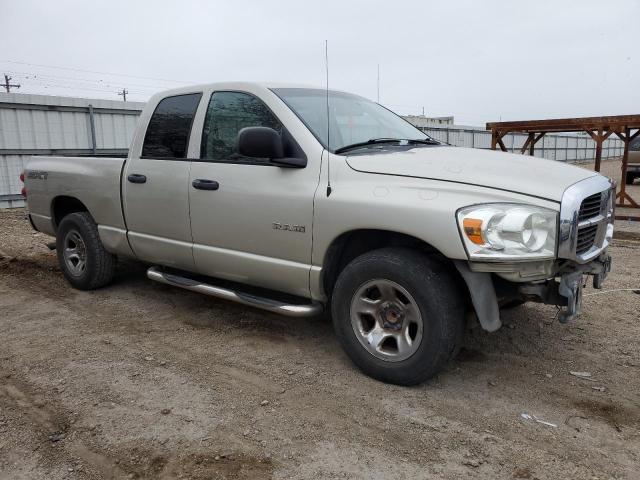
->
[141,93,202,159]
[200,91,283,163]
[631,136,640,152]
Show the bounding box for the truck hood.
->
[345,146,597,202]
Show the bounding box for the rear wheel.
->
[56,212,116,290]
[626,172,635,185]
[331,248,464,386]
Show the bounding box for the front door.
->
[122,92,202,270]
[189,90,319,298]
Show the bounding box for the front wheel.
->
[626,172,636,185]
[331,248,464,386]
[56,212,116,290]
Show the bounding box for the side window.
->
[630,136,640,152]
[200,91,283,163]
[141,93,202,159]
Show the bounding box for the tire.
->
[626,173,635,185]
[56,212,116,290]
[331,247,464,386]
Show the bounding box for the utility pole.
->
[117,88,128,102]
[2,74,20,93]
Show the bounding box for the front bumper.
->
[456,252,612,331]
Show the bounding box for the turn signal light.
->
[462,218,484,245]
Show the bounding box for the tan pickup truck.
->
[23,82,614,385]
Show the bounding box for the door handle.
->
[127,174,147,184]
[192,179,220,191]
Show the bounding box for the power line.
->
[3,69,175,91]
[0,60,192,85]
[12,76,155,93]
[118,88,128,102]
[14,79,150,96]
[2,74,20,93]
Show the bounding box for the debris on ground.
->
[520,413,558,428]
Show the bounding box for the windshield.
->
[272,88,430,153]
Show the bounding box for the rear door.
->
[122,92,202,269]
[188,90,320,298]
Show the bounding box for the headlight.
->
[457,204,557,260]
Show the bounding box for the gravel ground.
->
[1,205,639,480]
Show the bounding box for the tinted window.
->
[141,93,202,159]
[630,136,640,151]
[201,91,283,162]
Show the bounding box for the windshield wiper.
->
[334,137,440,154]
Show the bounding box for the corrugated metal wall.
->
[0,92,143,208]
[418,125,624,162]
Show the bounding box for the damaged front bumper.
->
[520,253,611,323]
[455,253,612,332]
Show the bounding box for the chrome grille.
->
[578,193,603,222]
[558,175,613,264]
[575,192,605,254]
[576,224,598,254]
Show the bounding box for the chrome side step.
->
[146,266,323,318]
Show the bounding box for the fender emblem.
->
[272,222,306,233]
[27,170,48,180]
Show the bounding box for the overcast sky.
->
[1,0,638,125]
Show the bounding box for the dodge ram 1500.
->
[24,82,614,385]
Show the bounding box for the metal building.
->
[402,115,455,127]
[0,93,143,208]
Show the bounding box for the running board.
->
[146,266,323,318]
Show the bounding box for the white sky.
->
[1,0,638,126]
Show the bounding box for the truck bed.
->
[25,155,127,238]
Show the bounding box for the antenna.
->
[377,64,380,103]
[325,40,332,197]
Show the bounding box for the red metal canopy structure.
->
[487,115,640,218]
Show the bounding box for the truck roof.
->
[149,81,348,100]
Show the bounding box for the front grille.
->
[559,177,612,263]
[578,193,603,221]
[576,224,598,254]
[575,192,606,255]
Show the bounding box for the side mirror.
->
[235,127,307,168]
[236,127,284,159]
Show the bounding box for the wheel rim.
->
[349,279,424,362]
[63,229,87,276]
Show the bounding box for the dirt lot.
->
[1,204,639,480]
